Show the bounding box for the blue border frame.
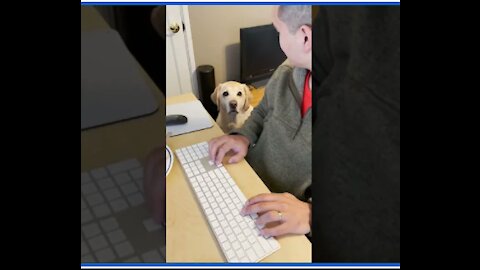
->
[81,262,401,267]
[81,2,401,5]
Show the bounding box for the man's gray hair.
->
[278,6,312,34]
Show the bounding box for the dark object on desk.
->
[197,65,218,120]
[166,114,188,126]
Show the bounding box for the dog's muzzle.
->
[229,101,238,113]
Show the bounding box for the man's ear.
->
[242,84,252,111]
[211,84,223,109]
[300,25,312,53]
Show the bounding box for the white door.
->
[166,5,198,98]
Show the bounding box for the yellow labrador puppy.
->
[211,81,253,133]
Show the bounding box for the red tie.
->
[301,71,312,118]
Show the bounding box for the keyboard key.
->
[81,241,90,256]
[114,241,134,258]
[114,173,131,185]
[236,248,245,258]
[222,241,231,251]
[238,234,246,242]
[95,247,116,262]
[246,248,257,261]
[81,209,93,224]
[242,241,251,250]
[267,237,280,249]
[81,173,92,184]
[100,217,119,232]
[225,249,235,260]
[121,183,138,195]
[110,198,128,212]
[104,187,122,201]
[107,229,127,244]
[97,177,115,190]
[252,242,265,256]
[86,193,105,207]
[259,236,274,251]
[88,235,109,251]
[90,167,108,180]
[218,234,227,243]
[82,222,101,238]
[92,203,111,218]
[107,159,141,175]
[82,183,98,196]
[129,167,144,179]
[228,234,236,242]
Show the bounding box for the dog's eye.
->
[222,92,229,97]
[237,92,242,97]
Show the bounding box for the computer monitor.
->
[240,24,287,84]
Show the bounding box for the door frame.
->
[181,6,198,97]
[166,5,198,97]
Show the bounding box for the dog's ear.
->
[211,83,223,109]
[242,84,253,111]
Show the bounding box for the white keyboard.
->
[175,142,280,262]
[81,158,165,263]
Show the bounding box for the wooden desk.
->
[81,6,165,170]
[166,93,311,262]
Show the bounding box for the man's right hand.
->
[208,134,250,165]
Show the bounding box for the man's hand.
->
[241,193,311,237]
[208,134,250,165]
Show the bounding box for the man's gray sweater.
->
[235,63,311,201]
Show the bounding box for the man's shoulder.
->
[265,61,306,94]
[279,59,293,67]
[271,61,294,80]
[275,60,307,76]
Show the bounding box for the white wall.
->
[188,6,274,85]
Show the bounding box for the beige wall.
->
[188,6,274,86]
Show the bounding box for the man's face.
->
[272,7,306,68]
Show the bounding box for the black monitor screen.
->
[240,24,287,84]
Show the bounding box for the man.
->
[208,5,312,238]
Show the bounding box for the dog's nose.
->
[229,101,237,109]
